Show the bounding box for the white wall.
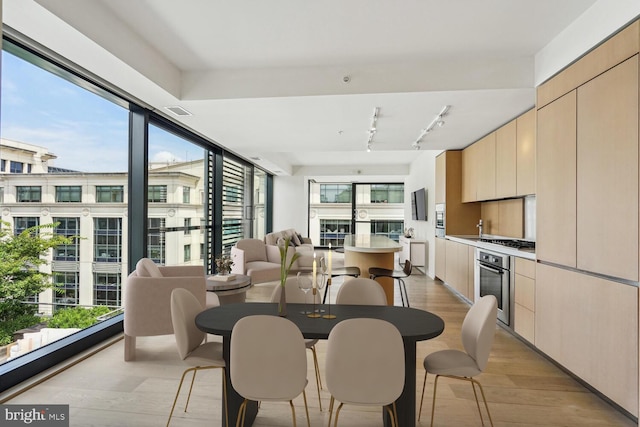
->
[404,150,440,278]
[272,175,308,234]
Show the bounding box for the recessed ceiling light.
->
[250,157,261,161]
[164,106,193,116]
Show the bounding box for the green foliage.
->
[0,220,74,323]
[0,314,42,346]
[47,306,112,329]
[278,236,300,286]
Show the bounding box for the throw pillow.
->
[135,258,163,277]
[277,237,294,247]
[295,232,305,245]
[291,232,302,246]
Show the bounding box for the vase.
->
[278,283,287,317]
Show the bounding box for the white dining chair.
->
[335,277,388,305]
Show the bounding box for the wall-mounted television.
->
[411,188,427,221]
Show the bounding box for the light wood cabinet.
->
[536,91,577,268]
[434,237,446,281]
[516,108,536,196]
[514,258,535,343]
[476,133,496,201]
[480,198,523,238]
[461,143,479,202]
[495,119,517,198]
[436,151,481,235]
[576,56,639,282]
[443,239,471,300]
[435,153,446,204]
[536,263,638,416]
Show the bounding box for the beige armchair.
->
[123,258,206,361]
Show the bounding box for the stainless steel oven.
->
[475,248,512,325]
[435,204,445,237]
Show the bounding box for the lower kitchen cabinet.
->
[536,263,638,416]
[444,239,473,301]
[514,258,535,343]
[435,237,446,281]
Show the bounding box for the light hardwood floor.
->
[1,272,636,426]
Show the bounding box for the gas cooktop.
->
[479,238,536,250]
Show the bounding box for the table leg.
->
[384,340,416,427]
[223,337,258,426]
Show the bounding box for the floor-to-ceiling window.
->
[0,32,273,391]
[309,182,405,245]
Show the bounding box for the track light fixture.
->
[412,105,450,150]
[366,107,380,151]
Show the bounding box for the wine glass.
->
[315,268,326,313]
[297,272,312,314]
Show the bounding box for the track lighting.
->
[366,107,380,151]
[412,105,450,149]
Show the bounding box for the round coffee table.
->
[205,274,252,305]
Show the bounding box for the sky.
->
[0,50,204,173]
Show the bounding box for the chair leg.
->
[471,378,494,427]
[309,345,323,411]
[221,369,229,427]
[236,399,247,427]
[430,374,441,427]
[418,370,428,421]
[289,400,298,427]
[327,396,335,427]
[333,402,345,427]
[384,404,397,427]
[302,389,311,427]
[399,278,409,307]
[396,279,406,307]
[167,367,193,427]
[184,368,198,412]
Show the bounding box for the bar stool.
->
[320,257,361,303]
[369,260,412,307]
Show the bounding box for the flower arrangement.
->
[214,254,234,275]
[277,236,300,316]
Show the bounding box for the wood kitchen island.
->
[343,234,403,305]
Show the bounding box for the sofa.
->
[231,230,317,284]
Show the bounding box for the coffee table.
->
[205,274,252,304]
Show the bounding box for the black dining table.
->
[195,302,445,427]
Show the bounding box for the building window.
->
[200,243,205,260]
[320,184,351,203]
[148,218,165,265]
[184,244,191,262]
[96,185,124,203]
[0,159,5,171]
[0,187,3,203]
[53,272,79,309]
[94,217,122,262]
[14,217,39,235]
[371,184,404,203]
[184,218,191,235]
[320,219,352,246]
[93,273,121,307]
[27,164,32,173]
[183,186,190,203]
[53,217,80,261]
[16,185,41,202]
[371,220,404,242]
[148,185,167,202]
[56,186,82,202]
[9,161,23,173]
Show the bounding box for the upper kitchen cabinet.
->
[461,141,479,202]
[516,108,536,196]
[536,91,577,268]
[576,56,639,282]
[435,151,481,235]
[476,133,496,201]
[495,118,517,198]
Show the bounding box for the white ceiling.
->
[12,0,599,175]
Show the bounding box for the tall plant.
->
[0,221,74,322]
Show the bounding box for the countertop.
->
[445,235,536,260]
[342,234,403,253]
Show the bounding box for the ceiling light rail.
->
[367,107,379,152]
[412,105,450,150]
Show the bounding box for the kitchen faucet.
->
[477,219,483,238]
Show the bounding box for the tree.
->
[0,221,74,323]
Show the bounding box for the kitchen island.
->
[343,234,403,305]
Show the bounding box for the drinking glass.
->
[297,272,312,314]
[315,270,326,313]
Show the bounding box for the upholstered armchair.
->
[123,258,206,361]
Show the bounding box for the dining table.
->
[195,302,445,427]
